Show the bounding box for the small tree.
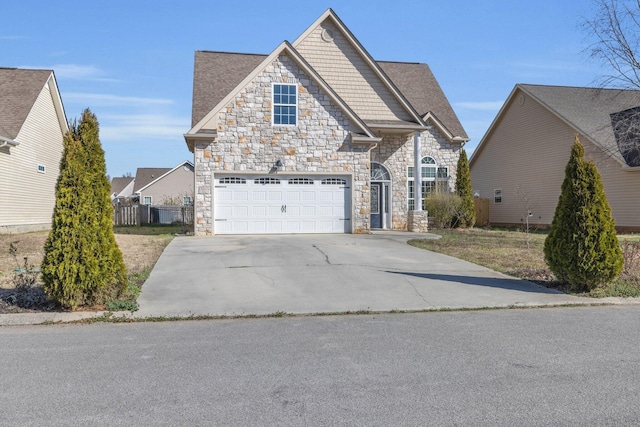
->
[42,109,127,309]
[544,136,623,292]
[454,148,476,227]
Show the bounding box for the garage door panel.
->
[301,191,316,201]
[300,206,316,216]
[253,190,267,201]
[269,191,284,201]
[214,175,351,234]
[234,190,250,201]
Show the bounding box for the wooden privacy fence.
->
[113,204,139,226]
[113,204,194,226]
[474,198,490,226]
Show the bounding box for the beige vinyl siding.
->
[295,20,412,122]
[470,90,575,227]
[139,164,194,205]
[471,89,640,229]
[0,82,63,232]
[596,152,640,229]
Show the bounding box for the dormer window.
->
[273,84,297,126]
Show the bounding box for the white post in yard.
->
[413,131,422,211]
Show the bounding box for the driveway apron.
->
[135,232,589,318]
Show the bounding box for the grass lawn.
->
[409,227,640,298]
[0,226,177,313]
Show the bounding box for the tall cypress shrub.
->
[42,109,127,309]
[544,136,623,292]
[455,148,476,227]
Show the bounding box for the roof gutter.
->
[184,130,218,152]
[0,137,19,148]
[350,133,383,145]
[452,136,469,145]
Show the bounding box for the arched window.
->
[370,162,391,181]
[407,157,450,210]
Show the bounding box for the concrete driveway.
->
[134,232,590,318]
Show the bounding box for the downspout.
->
[413,131,422,211]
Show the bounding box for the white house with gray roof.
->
[0,68,68,234]
[470,84,640,231]
[185,8,468,235]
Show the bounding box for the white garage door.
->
[214,175,351,234]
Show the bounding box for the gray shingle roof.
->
[133,168,171,193]
[0,68,53,140]
[191,51,467,139]
[192,51,266,127]
[111,176,134,196]
[378,61,467,139]
[519,84,640,165]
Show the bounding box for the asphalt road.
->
[2,306,640,426]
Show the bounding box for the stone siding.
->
[407,210,429,232]
[371,129,461,230]
[194,53,371,235]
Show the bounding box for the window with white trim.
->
[37,164,46,173]
[494,189,502,204]
[273,84,297,125]
[255,177,281,184]
[288,178,313,185]
[322,178,347,185]
[219,177,246,184]
[183,196,193,206]
[407,157,450,210]
[143,196,152,205]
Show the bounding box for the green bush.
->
[544,137,623,292]
[424,193,462,229]
[455,148,476,227]
[41,109,127,309]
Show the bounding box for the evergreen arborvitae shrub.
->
[543,136,623,292]
[42,109,127,309]
[454,148,476,227]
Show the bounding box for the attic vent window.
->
[37,164,46,173]
[321,28,334,42]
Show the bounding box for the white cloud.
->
[511,60,580,72]
[99,114,189,142]
[455,101,504,111]
[21,63,118,82]
[64,92,173,107]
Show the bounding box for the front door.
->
[371,182,382,228]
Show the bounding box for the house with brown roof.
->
[469,84,640,231]
[0,68,68,234]
[133,160,194,206]
[184,8,468,235]
[110,176,135,201]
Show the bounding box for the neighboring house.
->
[133,160,194,206]
[110,176,134,201]
[0,68,68,234]
[184,8,468,235]
[469,84,640,231]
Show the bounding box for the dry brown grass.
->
[409,227,640,296]
[0,230,173,289]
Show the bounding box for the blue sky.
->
[3,0,606,177]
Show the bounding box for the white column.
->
[413,131,422,211]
